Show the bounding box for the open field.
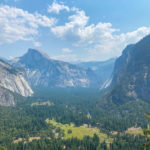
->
[125,127,143,136]
[46,119,113,143]
[31,101,53,107]
[13,137,41,144]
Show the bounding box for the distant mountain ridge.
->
[11,49,115,89]
[78,58,116,87]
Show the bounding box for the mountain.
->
[0,59,33,106]
[78,58,116,87]
[103,34,150,105]
[11,49,103,88]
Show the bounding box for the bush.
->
[67,129,72,134]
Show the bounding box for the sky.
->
[1,0,150,62]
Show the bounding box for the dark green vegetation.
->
[0,88,149,150]
[143,115,150,148]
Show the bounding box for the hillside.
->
[105,35,150,105]
[0,59,33,106]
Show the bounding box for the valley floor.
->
[0,88,149,150]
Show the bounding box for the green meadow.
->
[46,119,112,143]
[31,101,53,107]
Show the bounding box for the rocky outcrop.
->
[0,60,33,97]
[0,86,15,106]
[0,60,33,106]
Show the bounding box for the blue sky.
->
[1,0,150,62]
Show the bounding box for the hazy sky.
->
[1,0,150,62]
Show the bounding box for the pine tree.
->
[143,115,150,149]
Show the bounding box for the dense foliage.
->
[0,88,150,149]
[143,115,150,148]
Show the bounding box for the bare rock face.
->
[0,60,33,97]
[0,60,33,106]
[0,86,15,106]
[105,34,150,105]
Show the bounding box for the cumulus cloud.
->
[62,48,72,53]
[84,27,150,61]
[48,1,70,14]
[51,8,116,44]
[51,9,89,41]
[0,5,56,45]
[51,8,150,61]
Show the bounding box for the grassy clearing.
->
[31,101,53,107]
[125,127,143,136]
[46,119,112,143]
[13,138,24,144]
[13,137,41,144]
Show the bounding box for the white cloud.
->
[51,8,150,61]
[0,5,56,45]
[51,9,89,41]
[48,1,70,14]
[2,4,150,61]
[85,27,150,61]
[62,48,72,53]
[33,41,42,47]
[51,9,115,44]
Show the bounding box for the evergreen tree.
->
[143,115,150,148]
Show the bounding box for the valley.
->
[0,87,149,150]
[1,35,150,149]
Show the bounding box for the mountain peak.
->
[27,48,50,60]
